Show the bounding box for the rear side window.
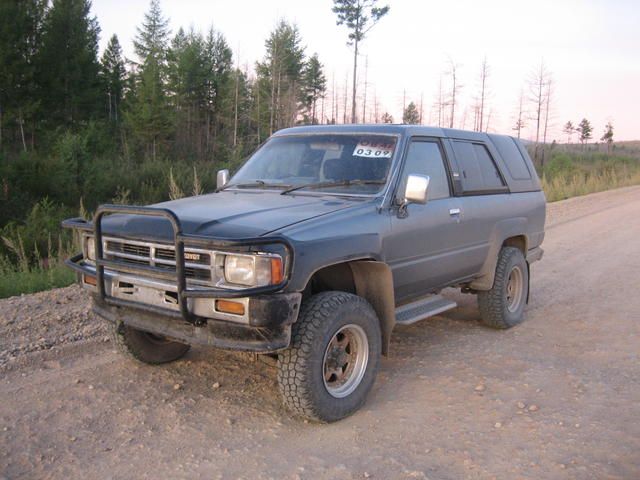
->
[490,135,532,180]
[452,141,506,193]
[399,140,450,200]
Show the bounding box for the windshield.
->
[230,134,397,195]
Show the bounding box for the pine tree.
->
[37,0,101,128]
[302,54,327,124]
[381,112,393,124]
[578,118,592,146]
[332,0,389,123]
[402,102,420,124]
[256,21,306,134]
[127,0,172,161]
[100,34,126,122]
[203,27,233,156]
[600,122,614,155]
[563,120,575,144]
[0,0,47,150]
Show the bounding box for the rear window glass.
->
[490,135,532,180]
[452,141,505,192]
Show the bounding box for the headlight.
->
[224,254,283,287]
[84,235,96,261]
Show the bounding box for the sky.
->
[91,0,640,141]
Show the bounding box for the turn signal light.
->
[271,257,284,285]
[83,274,97,286]
[216,299,245,316]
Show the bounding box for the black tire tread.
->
[477,246,527,329]
[277,291,379,422]
[112,322,190,364]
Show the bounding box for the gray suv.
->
[63,124,545,422]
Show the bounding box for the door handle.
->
[449,208,461,216]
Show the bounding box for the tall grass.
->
[540,151,640,202]
[0,260,75,299]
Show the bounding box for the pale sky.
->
[92,0,640,141]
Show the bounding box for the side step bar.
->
[395,295,457,325]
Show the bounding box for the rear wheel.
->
[478,246,529,329]
[112,322,190,364]
[277,291,381,422]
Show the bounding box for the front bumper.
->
[93,293,300,353]
[62,204,301,352]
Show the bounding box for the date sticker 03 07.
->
[353,140,395,158]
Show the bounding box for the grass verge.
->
[0,263,75,299]
[540,151,640,202]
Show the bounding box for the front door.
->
[385,138,470,303]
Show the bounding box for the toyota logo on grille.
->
[184,252,201,261]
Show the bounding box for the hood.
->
[100,190,367,242]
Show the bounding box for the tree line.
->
[0,0,333,162]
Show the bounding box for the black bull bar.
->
[62,204,294,325]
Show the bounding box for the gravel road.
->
[1,186,640,479]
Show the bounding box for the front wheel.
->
[112,322,190,364]
[477,246,529,329]
[277,291,381,422]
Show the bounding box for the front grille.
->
[106,241,150,258]
[103,237,213,283]
[155,247,211,265]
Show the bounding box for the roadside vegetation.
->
[538,145,640,202]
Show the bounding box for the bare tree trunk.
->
[351,38,358,123]
[331,73,335,124]
[530,60,548,164]
[479,57,489,132]
[256,82,261,142]
[541,79,553,167]
[373,88,379,123]
[362,55,368,124]
[269,44,278,135]
[515,90,525,138]
[448,60,458,129]
[275,69,282,131]
[437,76,444,127]
[233,68,239,147]
[343,73,348,124]
[19,111,27,152]
[419,92,423,124]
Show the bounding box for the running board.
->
[395,295,457,325]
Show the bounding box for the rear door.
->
[446,139,511,274]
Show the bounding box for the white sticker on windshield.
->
[353,140,395,158]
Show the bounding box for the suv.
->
[63,125,545,422]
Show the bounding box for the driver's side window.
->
[398,140,451,201]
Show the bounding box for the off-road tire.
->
[112,322,190,364]
[478,246,529,329]
[277,291,381,423]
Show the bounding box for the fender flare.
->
[348,260,396,356]
[470,218,529,291]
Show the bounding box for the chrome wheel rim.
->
[322,324,369,398]
[506,265,524,313]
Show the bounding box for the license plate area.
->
[112,280,180,311]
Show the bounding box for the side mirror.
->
[399,174,429,218]
[216,169,229,189]
[404,174,430,205]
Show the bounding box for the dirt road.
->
[2,186,640,480]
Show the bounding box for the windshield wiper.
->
[280,179,386,195]
[217,180,292,193]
